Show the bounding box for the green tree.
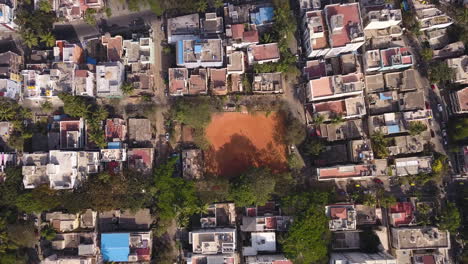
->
[303,138,325,157]
[40,100,53,114]
[261,33,274,44]
[40,225,56,241]
[105,7,112,17]
[229,168,276,207]
[120,82,135,95]
[371,131,390,158]
[15,186,60,213]
[213,0,223,9]
[313,114,325,125]
[456,8,468,24]
[37,0,52,12]
[84,9,97,25]
[0,102,16,121]
[330,113,344,124]
[449,117,468,142]
[39,32,56,48]
[195,0,208,12]
[21,31,38,48]
[438,202,461,233]
[429,61,454,84]
[128,0,140,11]
[282,110,306,145]
[408,121,427,135]
[421,47,433,61]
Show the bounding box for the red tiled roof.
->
[304,60,327,80]
[129,148,153,168]
[330,207,347,219]
[75,70,88,78]
[458,88,468,111]
[311,77,334,98]
[71,6,81,16]
[389,202,413,226]
[251,44,280,62]
[422,255,436,264]
[319,165,371,179]
[102,35,123,62]
[325,3,361,48]
[265,217,277,229]
[247,208,257,217]
[314,100,346,114]
[243,30,259,43]
[105,119,126,141]
[231,24,244,40]
[136,248,150,260]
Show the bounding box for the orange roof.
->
[311,77,334,98]
[330,207,347,219]
[319,164,371,179]
[314,100,346,114]
[251,44,280,62]
[325,3,362,47]
[102,35,123,62]
[457,88,468,111]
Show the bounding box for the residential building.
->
[331,231,361,250]
[243,232,277,256]
[399,90,425,112]
[227,23,259,48]
[317,119,365,142]
[0,79,20,100]
[189,228,236,255]
[384,69,422,92]
[169,68,188,96]
[22,152,49,189]
[329,252,396,264]
[364,47,413,72]
[21,66,76,99]
[387,135,426,155]
[80,209,97,229]
[369,112,406,135]
[101,147,127,163]
[447,55,468,85]
[45,212,80,232]
[182,149,204,180]
[449,87,468,115]
[306,73,364,102]
[454,146,468,177]
[252,73,283,94]
[99,209,152,232]
[126,62,154,95]
[101,232,152,262]
[312,96,366,120]
[188,68,208,95]
[201,13,224,36]
[247,43,280,65]
[0,51,22,79]
[227,51,245,75]
[128,118,152,143]
[54,40,83,64]
[167,14,200,44]
[389,202,415,227]
[105,118,127,142]
[303,60,328,80]
[0,2,17,33]
[302,10,330,58]
[200,203,236,228]
[362,5,402,31]
[394,156,433,176]
[325,204,356,231]
[210,68,227,95]
[230,73,243,93]
[348,139,374,163]
[96,61,125,98]
[391,227,450,250]
[49,232,98,262]
[73,70,95,96]
[59,118,85,149]
[224,3,251,25]
[250,5,274,26]
[176,39,223,68]
[368,91,399,115]
[101,35,123,62]
[84,0,103,9]
[317,164,376,181]
[245,255,292,264]
[47,150,78,189]
[323,3,365,58]
[127,148,154,174]
[433,41,465,59]
[52,0,90,21]
[365,73,385,93]
[0,153,16,179]
[355,204,380,226]
[241,214,293,232]
[409,0,453,31]
[122,37,154,65]
[77,151,100,179]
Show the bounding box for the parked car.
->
[437,104,443,112]
[442,129,447,137]
[430,129,435,137]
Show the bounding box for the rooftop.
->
[368,91,399,114]
[308,73,363,101]
[369,112,405,135]
[190,228,236,255]
[304,10,329,51]
[318,164,375,180]
[201,13,224,34]
[96,61,125,97]
[324,3,364,48]
[399,90,425,111]
[128,148,154,174]
[304,60,327,80]
[167,14,200,43]
[317,118,364,141]
[128,118,152,142]
[200,203,236,228]
[99,209,152,232]
[210,68,227,95]
[365,73,385,92]
[356,205,380,225]
[326,204,357,231]
[177,39,223,68]
[452,88,468,113]
[394,156,433,176]
[252,72,283,94]
[391,227,450,250]
[189,68,208,95]
[169,68,188,96]
[230,23,259,44]
[384,69,421,91]
[247,43,281,63]
[447,55,468,84]
[227,51,245,74]
[250,6,274,25]
[389,135,426,155]
[47,150,78,189]
[105,118,127,142]
[101,35,123,62]
[182,149,204,180]
[390,202,415,227]
[243,232,276,255]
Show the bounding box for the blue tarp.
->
[379,92,393,100]
[107,142,122,149]
[251,7,274,25]
[387,125,400,134]
[86,57,97,65]
[177,40,184,65]
[101,233,130,262]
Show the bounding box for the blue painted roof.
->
[107,142,122,149]
[101,233,130,262]
[86,57,97,65]
[379,92,393,100]
[387,125,400,134]
[194,44,202,54]
[177,40,184,65]
[250,7,274,25]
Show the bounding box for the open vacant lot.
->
[205,112,288,178]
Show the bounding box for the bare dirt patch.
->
[204,112,288,178]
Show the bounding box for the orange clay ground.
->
[204,112,288,178]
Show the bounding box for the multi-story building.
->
[176,39,223,68]
[449,87,468,115]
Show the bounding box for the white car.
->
[442,129,447,137]
[437,104,443,112]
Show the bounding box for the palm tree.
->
[40,32,56,48]
[0,103,15,121]
[457,8,468,24]
[196,0,208,12]
[22,31,38,49]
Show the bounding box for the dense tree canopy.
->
[228,168,277,207]
[438,202,461,233]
